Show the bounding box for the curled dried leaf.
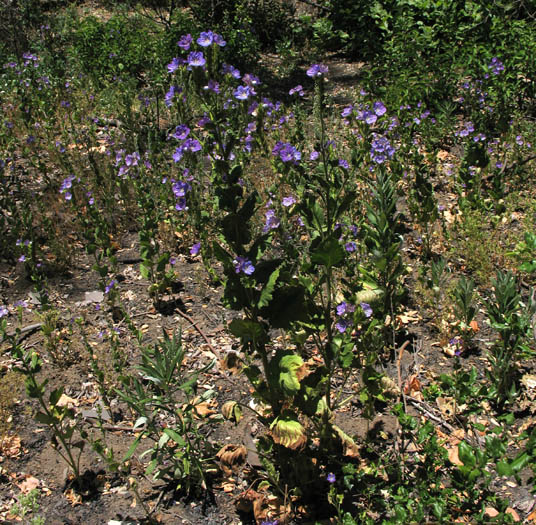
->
[217,444,247,476]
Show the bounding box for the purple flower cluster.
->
[233,256,255,275]
[306,64,328,77]
[197,31,226,47]
[455,121,475,138]
[272,141,301,164]
[489,57,504,75]
[0,305,8,318]
[289,85,304,96]
[172,135,202,163]
[263,208,280,233]
[172,178,192,211]
[335,301,355,333]
[370,136,395,164]
[60,174,76,200]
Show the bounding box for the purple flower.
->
[336,302,355,316]
[233,256,255,275]
[213,33,226,46]
[222,63,241,79]
[171,124,190,141]
[234,85,252,100]
[341,105,354,117]
[370,136,395,164]
[182,138,202,152]
[306,64,328,77]
[172,148,183,163]
[167,57,181,73]
[289,85,304,96]
[204,79,220,93]
[363,111,377,125]
[197,31,214,47]
[0,305,8,318]
[165,85,179,107]
[175,197,187,211]
[310,150,319,161]
[190,242,201,256]
[360,302,373,318]
[282,196,296,207]
[105,279,117,294]
[172,180,191,198]
[373,101,387,116]
[177,33,192,50]
[263,209,280,232]
[489,57,504,75]
[327,473,336,483]
[18,255,26,262]
[187,51,206,68]
[338,159,349,169]
[345,241,356,252]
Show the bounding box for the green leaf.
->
[228,319,267,345]
[49,387,64,406]
[163,428,186,447]
[35,411,56,425]
[496,460,513,477]
[122,434,142,462]
[140,261,151,279]
[458,441,476,467]
[257,268,280,308]
[272,351,305,396]
[310,237,345,268]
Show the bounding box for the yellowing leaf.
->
[270,411,307,450]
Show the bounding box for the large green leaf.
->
[257,268,280,308]
[228,319,267,345]
[310,237,345,268]
[269,351,305,396]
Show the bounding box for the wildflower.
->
[222,63,241,79]
[0,305,8,318]
[177,34,192,50]
[289,85,304,96]
[105,279,117,294]
[370,136,395,164]
[190,243,201,256]
[263,208,280,232]
[360,302,373,318]
[18,255,26,262]
[167,57,181,73]
[233,256,255,275]
[336,302,355,317]
[213,33,226,46]
[306,64,328,77]
[489,57,504,75]
[234,85,252,100]
[327,473,336,483]
[165,85,179,107]
[338,159,349,169]
[187,51,206,68]
[197,31,214,47]
[282,196,296,207]
[182,138,202,152]
[204,79,220,93]
[310,150,319,161]
[341,105,353,117]
[373,101,387,116]
[363,111,377,125]
[345,241,356,252]
[243,73,260,86]
[170,124,190,141]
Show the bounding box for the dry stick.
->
[397,340,411,411]
[175,308,218,356]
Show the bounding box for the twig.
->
[397,340,410,411]
[6,322,43,344]
[175,308,218,356]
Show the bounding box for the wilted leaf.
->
[57,394,79,407]
[332,424,360,458]
[221,400,242,423]
[16,475,39,494]
[270,411,307,450]
[0,434,21,457]
[217,444,247,476]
